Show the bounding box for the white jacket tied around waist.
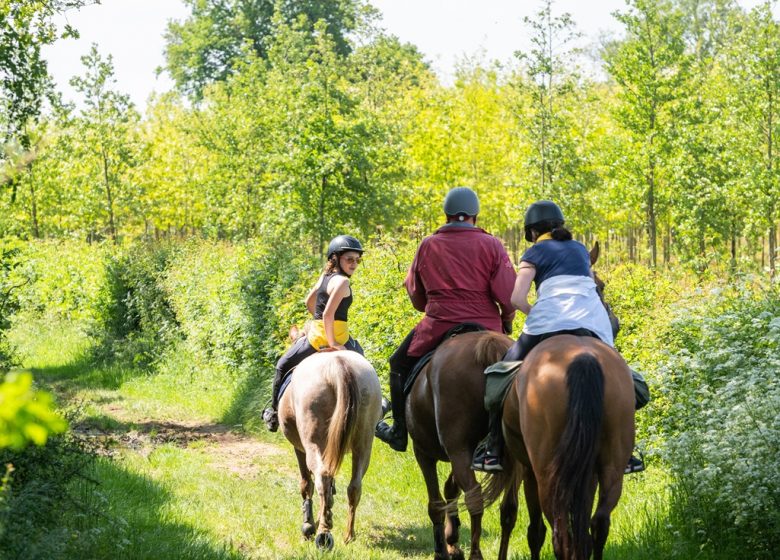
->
[522,275,614,347]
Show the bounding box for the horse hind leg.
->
[443,471,464,560]
[294,449,315,540]
[414,450,449,560]
[449,451,484,560]
[497,470,520,560]
[591,469,624,560]
[344,430,373,544]
[522,468,546,560]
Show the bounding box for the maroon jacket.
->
[405,223,516,356]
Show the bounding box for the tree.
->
[68,45,141,241]
[0,0,88,203]
[604,0,689,268]
[725,3,780,275]
[163,0,368,99]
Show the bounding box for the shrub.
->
[91,242,181,367]
[657,281,780,558]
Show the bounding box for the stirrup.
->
[625,451,645,474]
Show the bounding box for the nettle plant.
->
[656,282,780,557]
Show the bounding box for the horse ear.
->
[590,241,600,266]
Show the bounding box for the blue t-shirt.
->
[521,239,591,288]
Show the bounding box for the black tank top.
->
[313,273,352,321]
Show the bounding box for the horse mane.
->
[321,355,360,475]
[473,330,513,367]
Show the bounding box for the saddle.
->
[403,322,486,395]
[483,328,601,411]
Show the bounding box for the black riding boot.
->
[375,372,408,452]
[472,406,503,472]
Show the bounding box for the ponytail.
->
[551,226,573,241]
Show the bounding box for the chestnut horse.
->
[406,330,516,560]
[485,336,635,560]
[278,346,382,550]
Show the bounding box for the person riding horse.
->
[264,235,366,431]
[375,186,517,452]
[471,200,649,473]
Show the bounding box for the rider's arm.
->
[323,276,350,349]
[489,243,517,324]
[405,245,427,312]
[511,265,536,315]
[305,275,324,316]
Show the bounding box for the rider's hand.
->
[502,320,513,335]
[321,345,346,352]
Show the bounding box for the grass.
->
[7,319,681,559]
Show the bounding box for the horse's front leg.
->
[443,471,464,560]
[294,448,315,540]
[414,448,449,560]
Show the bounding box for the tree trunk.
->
[28,168,40,238]
[100,144,117,242]
[770,222,777,276]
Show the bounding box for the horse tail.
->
[474,330,513,367]
[549,352,604,560]
[482,457,518,508]
[322,355,360,475]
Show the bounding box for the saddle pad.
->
[484,361,522,410]
[403,322,486,396]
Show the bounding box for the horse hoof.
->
[450,549,465,560]
[302,522,315,539]
[315,532,334,551]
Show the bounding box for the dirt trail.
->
[74,404,286,479]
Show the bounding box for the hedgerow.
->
[656,280,780,558]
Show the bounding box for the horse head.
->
[590,241,620,339]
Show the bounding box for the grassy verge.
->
[8,319,678,559]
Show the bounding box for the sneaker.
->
[471,448,503,472]
[625,454,645,474]
[263,407,279,432]
[374,421,407,452]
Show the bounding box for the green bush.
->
[91,242,181,367]
[657,281,780,558]
[0,409,99,559]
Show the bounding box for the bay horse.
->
[406,329,517,560]
[485,336,635,560]
[278,343,382,550]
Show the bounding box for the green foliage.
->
[655,282,780,557]
[0,408,98,559]
[163,0,367,98]
[92,242,181,367]
[0,372,66,450]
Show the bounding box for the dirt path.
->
[74,404,286,479]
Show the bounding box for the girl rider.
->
[263,235,365,431]
[472,201,648,473]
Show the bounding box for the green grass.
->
[8,319,681,559]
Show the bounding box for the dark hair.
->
[324,254,339,274]
[531,220,573,241]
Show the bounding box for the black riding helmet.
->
[524,200,565,242]
[443,186,480,219]
[327,235,364,259]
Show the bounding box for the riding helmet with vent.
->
[524,200,565,241]
[327,235,364,259]
[443,186,480,218]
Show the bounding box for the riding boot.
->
[263,369,283,432]
[472,406,503,472]
[375,371,408,452]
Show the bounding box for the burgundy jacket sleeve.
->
[405,242,427,312]
[489,239,517,322]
